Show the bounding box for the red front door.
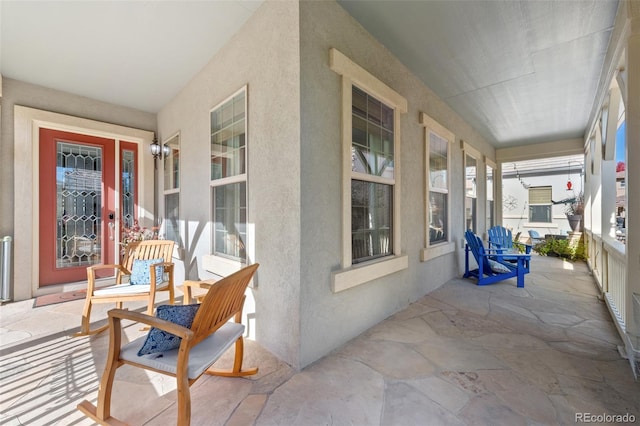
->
[39,129,118,285]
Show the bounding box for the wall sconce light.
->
[150,138,173,160]
[150,138,162,159]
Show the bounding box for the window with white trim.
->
[426,122,450,246]
[330,48,408,292]
[163,134,180,244]
[351,86,394,263]
[528,186,552,223]
[465,154,477,232]
[486,164,495,230]
[210,87,247,262]
[420,114,455,261]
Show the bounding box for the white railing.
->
[604,238,627,329]
[586,230,626,331]
[587,232,604,291]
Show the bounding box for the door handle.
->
[108,222,115,241]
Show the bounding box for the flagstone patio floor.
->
[1,255,639,425]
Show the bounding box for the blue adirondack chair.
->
[528,229,544,245]
[488,226,531,254]
[488,226,532,272]
[464,230,531,288]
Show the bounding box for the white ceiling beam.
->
[496,138,584,163]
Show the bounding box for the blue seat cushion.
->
[130,258,164,285]
[137,304,200,356]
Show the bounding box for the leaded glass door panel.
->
[39,128,119,285]
[120,142,138,231]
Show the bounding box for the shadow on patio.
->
[1,255,639,425]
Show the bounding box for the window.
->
[528,186,552,223]
[421,114,455,261]
[210,87,247,262]
[163,134,180,244]
[330,48,408,292]
[213,182,246,259]
[351,86,394,263]
[465,154,477,232]
[486,164,495,230]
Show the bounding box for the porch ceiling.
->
[0,0,618,149]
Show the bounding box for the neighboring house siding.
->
[502,171,581,238]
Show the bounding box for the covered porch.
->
[1,0,640,394]
[1,254,638,424]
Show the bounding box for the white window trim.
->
[420,112,455,261]
[162,132,181,258]
[163,132,181,192]
[329,48,408,293]
[485,157,496,231]
[463,142,480,233]
[464,155,478,199]
[207,85,249,273]
[525,223,559,229]
[461,140,481,159]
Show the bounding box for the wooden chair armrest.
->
[149,261,174,268]
[147,262,174,292]
[88,263,123,271]
[185,280,217,291]
[88,263,129,277]
[181,279,219,304]
[108,309,194,340]
[148,261,174,275]
[86,264,129,292]
[157,262,174,276]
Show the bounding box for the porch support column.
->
[496,163,503,227]
[590,134,602,236]
[584,147,593,233]
[600,131,617,241]
[625,9,640,352]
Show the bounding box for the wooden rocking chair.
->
[464,230,531,288]
[75,240,175,336]
[77,263,259,426]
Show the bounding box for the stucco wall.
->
[1,78,156,238]
[1,78,156,301]
[1,0,501,369]
[157,0,302,367]
[298,1,495,367]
